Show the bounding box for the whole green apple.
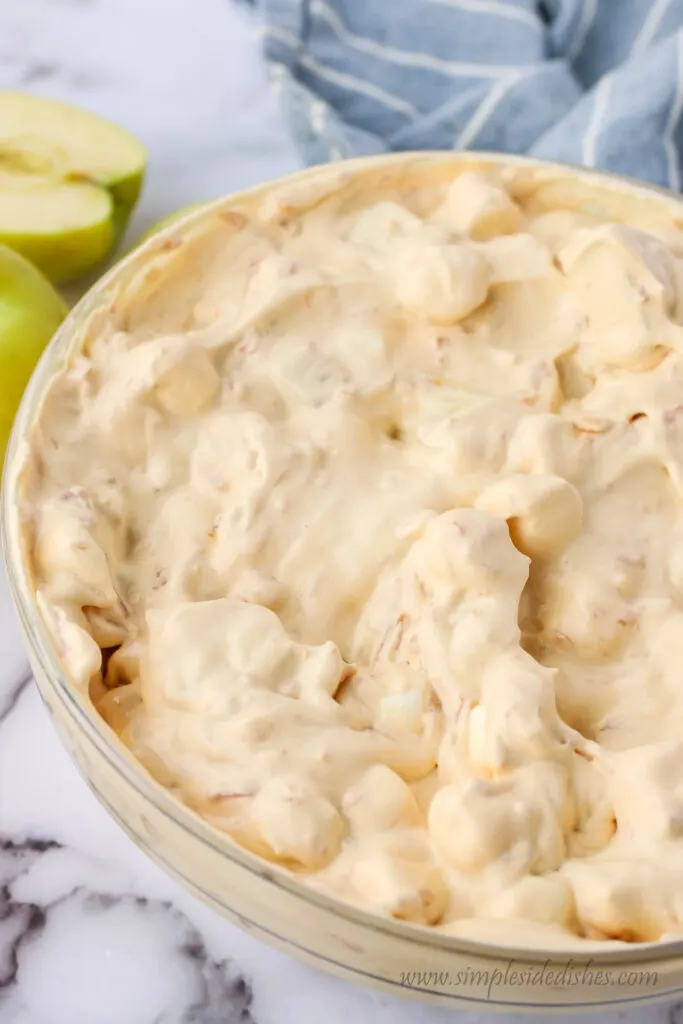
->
[0,244,67,467]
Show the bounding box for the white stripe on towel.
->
[455,73,521,149]
[664,32,683,189]
[425,0,541,31]
[582,74,612,166]
[631,0,674,57]
[567,0,597,62]
[309,99,344,161]
[262,25,419,118]
[299,53,420,118]
[310,0,540,80]
[261,24,303,50]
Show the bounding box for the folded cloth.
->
[246,0,683,188]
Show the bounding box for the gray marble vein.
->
[0,835,257,1022]
[0,837,59,991]
[0,673,32,727]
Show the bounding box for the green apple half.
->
[0,92,147,283]
[0,243,67,465]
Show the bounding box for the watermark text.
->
[399,959,658,999]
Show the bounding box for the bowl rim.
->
[5,148,683,971]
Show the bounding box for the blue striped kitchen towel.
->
[246,0,683,189]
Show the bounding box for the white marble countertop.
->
[0,1,680,1022]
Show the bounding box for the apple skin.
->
[0,244,67,466]
[5,213,115,286]
[111,169,146,232]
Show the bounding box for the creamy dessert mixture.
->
[21,157,683,945]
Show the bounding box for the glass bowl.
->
[4,151,683,1013]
